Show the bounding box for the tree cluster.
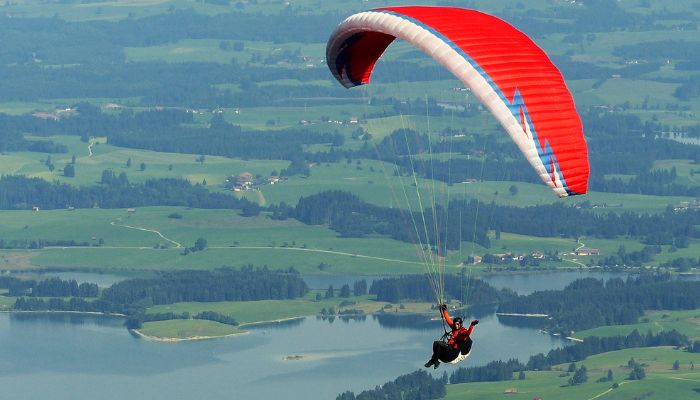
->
[294,190,700,251]
[336,370,446,400]
[0,174,253,211]
[498,275,700,333]
[102,266,307,306]
[627,358,646,380]
[1,276,98,298]
[449,359,524,384]
[369,275,516,304]
[526,330,687,371]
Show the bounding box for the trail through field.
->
[87,140,95,157]
[669,377,700,382]
[562,238,587,268]
[586,380,633,400]
[110,220,182,248]
[208,245,425,265]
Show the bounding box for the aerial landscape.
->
[0,0,698,399]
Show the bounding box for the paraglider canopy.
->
[326,6,589,197]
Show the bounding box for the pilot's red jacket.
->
[442,308,473,350]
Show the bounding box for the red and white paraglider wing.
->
[326,6,589,197]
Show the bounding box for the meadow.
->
[143,292,433,338]
[0,200,694,273]
[1,135,287,189]
[574,309,700,341]
[445,346,700,400]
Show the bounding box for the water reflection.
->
[496,314,550,330]
[373,314,437,330]
[0,311,566,400]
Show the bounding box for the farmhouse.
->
[576,248,600,256]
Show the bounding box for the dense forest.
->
[336,370,446,400]
[10,267,308,321]
[498,275,700,333]
[0,276,98,298]
[102,266,307,305]
[0,1,695,108]
[0,174,252,210]
[294,190,700,249]
[369,275,516,304]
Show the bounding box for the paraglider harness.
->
[439,308,473,362]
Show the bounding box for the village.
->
[227,171,288,192]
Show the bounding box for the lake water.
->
[304,270,633,295]
[3,270,695,399]
[43,269,670,295]
[0,312,564,400]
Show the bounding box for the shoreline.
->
[495,312,549,318]
[129,327,251,342]
[131,316,307,342]
[0,309,126,317]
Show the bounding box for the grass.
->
[125,39,325,66]
[653,159,700,187]
[0,296,16,310]
[489,232,578,254]
[1,135,287,189]
[574,310,700,341]
[141,296,435,338]
[0,206,466,273]
[445,346,700,400]
[147,293,432,326]
[2,204,693,272]
[138,319,242,340]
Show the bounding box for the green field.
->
[1,203,694,272]
[445,346,700,400]
[0,296,15,310]
[0,135,287,189]
[575,310,700,341]
[146,293,432,330]
[0,206,466,273]
[2,135,691,216]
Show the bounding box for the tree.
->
[568,365,587,386]
[139,162,146,171]
[126,157,132,167]
[71,154,76,164]
[63,164,75,177]
[518,371,525,380]
[353,280,367,296]
[568,362,577,372]
[193,237,208,252]
[607,369,613,381]
[240,202,261,217]
[673,360,680,370]
[339,284,351,298]
[509,185,518,196]
[325,285,334,299]
[628,360,646,380]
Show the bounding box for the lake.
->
[304,270,633,295]
[0,311,564,400]
[2,270,693,399]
